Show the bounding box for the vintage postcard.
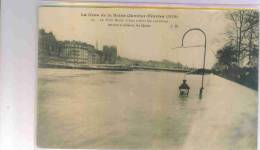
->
[37,3,259,150]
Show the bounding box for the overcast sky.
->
[39,7,233,68]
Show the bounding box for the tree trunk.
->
[248,29,253,66]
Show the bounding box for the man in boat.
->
[179,79,190,96]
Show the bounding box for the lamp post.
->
[181,28,207,98]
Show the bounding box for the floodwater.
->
[37,69,257,150]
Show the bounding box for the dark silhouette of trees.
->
[216,45,238,68]
[226,10,259,66]
[102,45,117,64]
[213,10,259,89]
[39,29,61,57]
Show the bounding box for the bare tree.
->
[226,10,259,67]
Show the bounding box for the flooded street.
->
[37,69,257,150]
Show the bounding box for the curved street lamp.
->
[181,28,207,99]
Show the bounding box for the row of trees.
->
[213,10,259,89]
[215,10,259,68]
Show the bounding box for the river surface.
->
[37,69,215,149]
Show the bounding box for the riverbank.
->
[213,65,258,90]
[39,63,133,71]
[39,63,193,73]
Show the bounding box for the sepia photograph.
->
[37,5,259,150]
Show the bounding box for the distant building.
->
[60,40,102,64]
[39,29,103,64]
